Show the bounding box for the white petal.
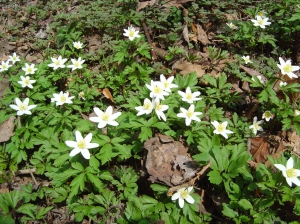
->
[84,133,93,143]
[89,116,101,123]
[286,157,294,170]
[291,178,300,186]
[178,198,184,208]
[9,105,19,111]
[97,122,107,128]
[81,149,90,159]
[75,131,83,142]
[106,106,113,115]
[185,195,195,204]
[286,178,292,187]
[93,107,103,117]
[65,140,78,148]
[86,142,99,149]
[69,148,81,157]
[171,192,180,200]
[274,164,286,172]
[107,120,119,126]
[110,112,121,120]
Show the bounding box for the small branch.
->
[141,21,157,61]
[0,168,36,175]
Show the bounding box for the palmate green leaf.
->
[99,170,114,181]
[71,162,85,171]
[208,170,222,185]
[222,203,238,218]
[36,206,53,220]
[150,184,169,194]
[113,143,131,160]
[138,126,152,142]
[96,143,113,165]
[17,203,37,219]
[86,172,103,192]
[69,173,86,198]
[53,153,70,167]
[0,215,15,224]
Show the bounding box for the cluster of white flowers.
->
[136,74,177,122]
[0,52,21,73]
[249,111,274,135]
[251,10,271,29]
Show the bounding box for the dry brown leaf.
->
[247,137,269,163]
[182,24,189,44]
[102,88,114,103]
[240,64,268,83]
[285,131,300,157]
[173,60,205,78]
[144,134,198,187]
[196,24,210,45]
[136,0,157,11]
[191,23,197,34]
[0,116,15,143]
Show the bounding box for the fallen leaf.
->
[196,24,210,45]
[247,137,269,163]
[144,134,198,186]
[240,64,268,83]
[0,116,15,142]
[173,59,205,78]
[182,24,189,45]
[136,0,157,11]
[102,88,114,103]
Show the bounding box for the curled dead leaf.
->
[0,116,15,142]
[102,88,114,103]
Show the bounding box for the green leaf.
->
[222,203,238,218]
[70,173,86,197]
[150,184,169,194]
[86,172,103,192]
[36,206,53,219]
[17,203,37,219]
[138,126,152,142]
[0,214,15,224]
[238,199,252,210]
[96,144,113,165]
[208,170,223,185]
[71,162,85,171]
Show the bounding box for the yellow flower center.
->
[153,86,162,94]
[129,30,135,37]
[24,78,30,85]
[155,103,162,111]
[186,93,193,100]
[55,60,60,65]
[144,102,152,110]
[258,19,264,25]
[164,82,169,88]
[186,110,193,118]
[77,140,86,149]
[180,189,190,199]
[254,123,260,130]
[283,64,292,73]
[60,95,66,102]
[2,64,7,69]
[74,62,79,67]
[19,103,27,111]
[286,168,297,178]
[27,68,32,73]
[101,113,110,121]
[258,12,264,17]
[217,124,225,133]
[265,112,272,118]
[12,56,16,60]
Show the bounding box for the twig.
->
[0,168,36,175]
[141,21,157,61]
[167,160,211,196]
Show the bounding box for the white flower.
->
[65,131,99,160]
[249,116,263,135]
[226,22,238,29]
[211,121,234,139]
[22,63,37,75]
[8,52,20,64]
[277,57,299,79]
[177,104,202,126]
[262,111,274,122]
[123,25,140,41]
[251,15,271,28]
[274,157,300,187]
[67,57,85,71]
[89,106,122,129]
[0,60,12,72]
[252,75,265,85]
[171,186,195,208]
[154,100,169,122]
[257,10,267,18]
[17,76,36,89]
[9,98,37,116]
[135,98,154,116]
[146,80,169,101]
[242,55,252,64]
[51,91,75,106]
[73,41,83,49]
[178,87,202,104]
[279,81,288,87]
[294,110,300,116]
[159,74,178,93]
[48,56,68,70]
[78,91,85,100]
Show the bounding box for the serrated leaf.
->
[150,184,169,193]
[222,203,238,218]
[86,172,103,192]
[70,173,86,197]
[208,170,223,185]
[96,144,113,165]
[17,203,37,219]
